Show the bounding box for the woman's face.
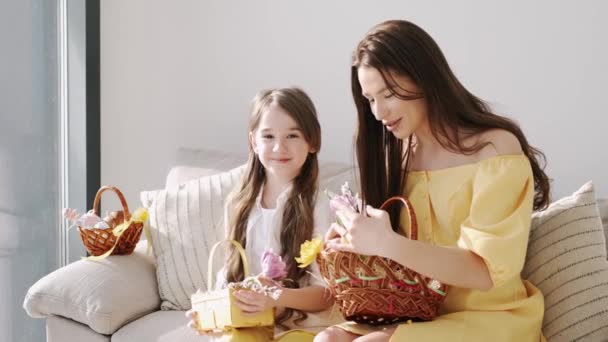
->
[357,66,429,140]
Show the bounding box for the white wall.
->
[101,0,608,208]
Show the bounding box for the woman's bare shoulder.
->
[475,129,523,160]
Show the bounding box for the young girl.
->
[187,87,341,341]
[315,20,550,342]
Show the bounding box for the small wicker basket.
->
[191,239,274,332]
[78,186,143,256]
[317,196,448,325]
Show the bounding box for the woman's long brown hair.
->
[352,20,551,229]
[225,87,321,328]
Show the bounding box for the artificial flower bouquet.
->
[311,182,448,325]
[191,240,285,333]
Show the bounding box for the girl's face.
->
[251,103,313,182]
[357,66,429,140]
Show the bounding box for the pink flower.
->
[77,210,104,228]
[62,208,80,223]
[326,183,361,226]
[261,249,287,280]
[329,196,353,214]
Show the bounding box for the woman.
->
[315,20,550,342]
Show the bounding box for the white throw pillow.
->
[140,165,245,310]
[523,181,608,341]
[23,242,160,335]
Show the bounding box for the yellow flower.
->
[295,236,323,268]
[111,208,148,237]
[131,208,148,222]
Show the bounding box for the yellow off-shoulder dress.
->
[339,154,546,341]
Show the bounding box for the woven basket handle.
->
[207,240,249,290]
[92,186,131,221]
[379,196,418,241]
[379,197,429,296]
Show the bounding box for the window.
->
[0,1,98,340]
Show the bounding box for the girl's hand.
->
[185,309,210,335]
[258,275,282,288]
[325,204,396,257]
[233,288,278,314]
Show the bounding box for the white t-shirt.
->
[247,206,279,276]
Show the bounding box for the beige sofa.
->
[23,149,608,341]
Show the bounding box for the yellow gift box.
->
[191,240,274,332]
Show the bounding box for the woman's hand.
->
[233,287,278,314]
[325,203,397,257]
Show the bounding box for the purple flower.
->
[327,182,360,215]
[261,249,287,280]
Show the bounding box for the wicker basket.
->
[191,239,274,332]
[317,196,448,325]
[78,186,143,256]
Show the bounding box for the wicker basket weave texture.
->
[78,186,143,256]
[317,196,448,325]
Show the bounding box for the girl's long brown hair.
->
[352,20,550,229]
[225,87,321,328]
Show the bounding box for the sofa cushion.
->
[523,181,608,341]
[165,166,223,189]
[113,310,277,342]
[23,242,160,335]
[113,305,341,341]
[46,315,110,342]
[112,311,201,342]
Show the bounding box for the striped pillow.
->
[599,198,608,253]
[140,165,245,310]
[523,181,608,341]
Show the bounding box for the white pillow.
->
[523,181,608,341]
[140,165,245,310]
[23,242,160,335]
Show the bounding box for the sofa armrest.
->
[23,241,160,335]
